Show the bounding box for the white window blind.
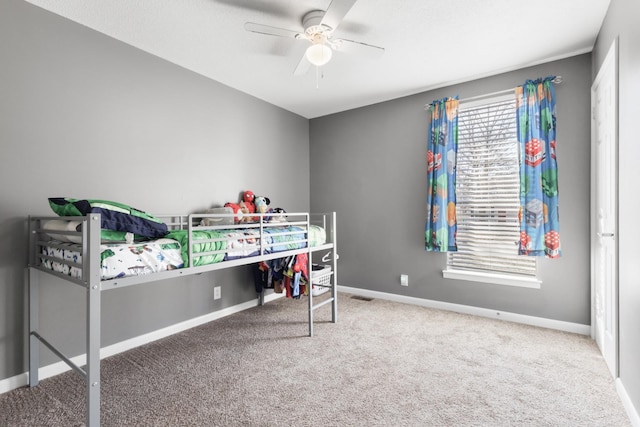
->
[447,96,537,279]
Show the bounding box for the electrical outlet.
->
[214,286,221,300]
[400,274,408,286]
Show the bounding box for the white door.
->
[591,39,618,378]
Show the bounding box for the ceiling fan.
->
[244,0,385,76]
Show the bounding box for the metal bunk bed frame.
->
[27,211,337,426]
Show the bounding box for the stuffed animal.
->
[270,207,287,223]
[243,191,256,215]
[254,196,272,221]
[238,201,253,223]
[224,202,244,224]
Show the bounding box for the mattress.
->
[41,239,184,280]
[40,225,327,281]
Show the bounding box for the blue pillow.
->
[49,198,168,238]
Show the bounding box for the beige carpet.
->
[0,292,631,426]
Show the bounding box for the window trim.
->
[443,268,541,288]
[443,93,541,288]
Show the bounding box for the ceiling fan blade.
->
[293,53,311,76]
[320,0,358,32]
[244,22,302,39]
[333,38,385,59]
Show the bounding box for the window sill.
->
[442,269,541,289]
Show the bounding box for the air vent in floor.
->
[351,295,373,301]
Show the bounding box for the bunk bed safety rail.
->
[186,212,311,267]
[28,214,102,288]
[310,212,336,245]
[29,212,328,287]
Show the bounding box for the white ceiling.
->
[25,0,610,119]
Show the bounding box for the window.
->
[444,95,539,288]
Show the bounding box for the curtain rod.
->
[424,76,563,110]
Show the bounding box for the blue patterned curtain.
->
[515,77,561,258]
[425,97,458,252]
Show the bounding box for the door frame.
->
[590,37,619,377]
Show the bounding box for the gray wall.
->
[0,0,309,381]
[310,54,592,325]
[592,0,640,415]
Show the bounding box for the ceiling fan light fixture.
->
[305,43,332,66]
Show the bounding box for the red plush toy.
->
[243,190,256,215]
[224,202,244,223]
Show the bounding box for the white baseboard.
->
[0,293,284,395]
[617,379,640,427]
[338,285,591,335]
[0,373,28,395]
